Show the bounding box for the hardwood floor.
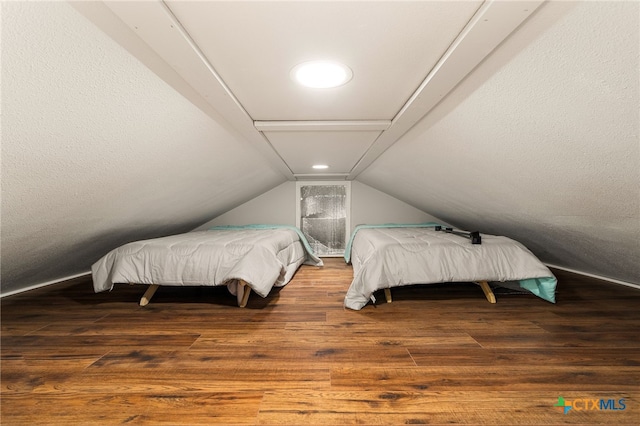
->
[2,258,639,425]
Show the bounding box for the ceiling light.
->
[312,164,329,169]
[291,61,353,89]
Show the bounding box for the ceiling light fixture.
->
[312,164,329,169]
[291,60,353,89]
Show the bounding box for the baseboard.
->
[0,271,92,298]
[545,263,640,290]
[2,264,638,298]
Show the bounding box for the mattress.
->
[344,225,556,310]
[92,227,323,298]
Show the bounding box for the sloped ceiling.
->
[76,0,546,180]
[1,1,285,294]
[1,1,638,295]
[359,1,640,284]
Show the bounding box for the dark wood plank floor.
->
[2,258,639,425]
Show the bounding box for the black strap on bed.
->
[434,225,482,244]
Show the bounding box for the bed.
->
[343,223,557,310]
[92,225,323,307]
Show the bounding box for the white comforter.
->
[344,226,556,310]
[92,228,323,298]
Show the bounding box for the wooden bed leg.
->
[477,281,496,304]
[384,288,392,303]
[238,280,251,308]
[140,284,159,307]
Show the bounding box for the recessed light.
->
[312,164,329,169]
[291,60,353,89]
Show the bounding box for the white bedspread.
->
[345,226,556,310]
[92,228,323,298]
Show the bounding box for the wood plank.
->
[2,357,104,393]
[469,330,640,348]
[408,345,640,367]
[1,393,264,425]
[48,368,332,394]
[330,365,640,391]
[1,334,200,357]
[173,346,416,368]
[256,391,639,425]
[194,329,480,348]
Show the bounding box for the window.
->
[296,182,351,257]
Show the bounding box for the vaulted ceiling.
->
[81,0,545,180]
[2,1,639,296]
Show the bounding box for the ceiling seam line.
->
[347,131,386,178]
[159,0,255,125]
[256,131,295,175]
[158,1,293,180]
[349,0,545,180]
[348,2,494,180]
[388,0,487,126]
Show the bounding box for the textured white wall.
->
[198,182,299,229]
[200,181,440,235]
[1,2,284,295]
[350,181,442,230]
[359,1,640,284]
[2,1,638,296]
